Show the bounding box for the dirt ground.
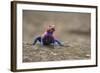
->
[22,10,91,62]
